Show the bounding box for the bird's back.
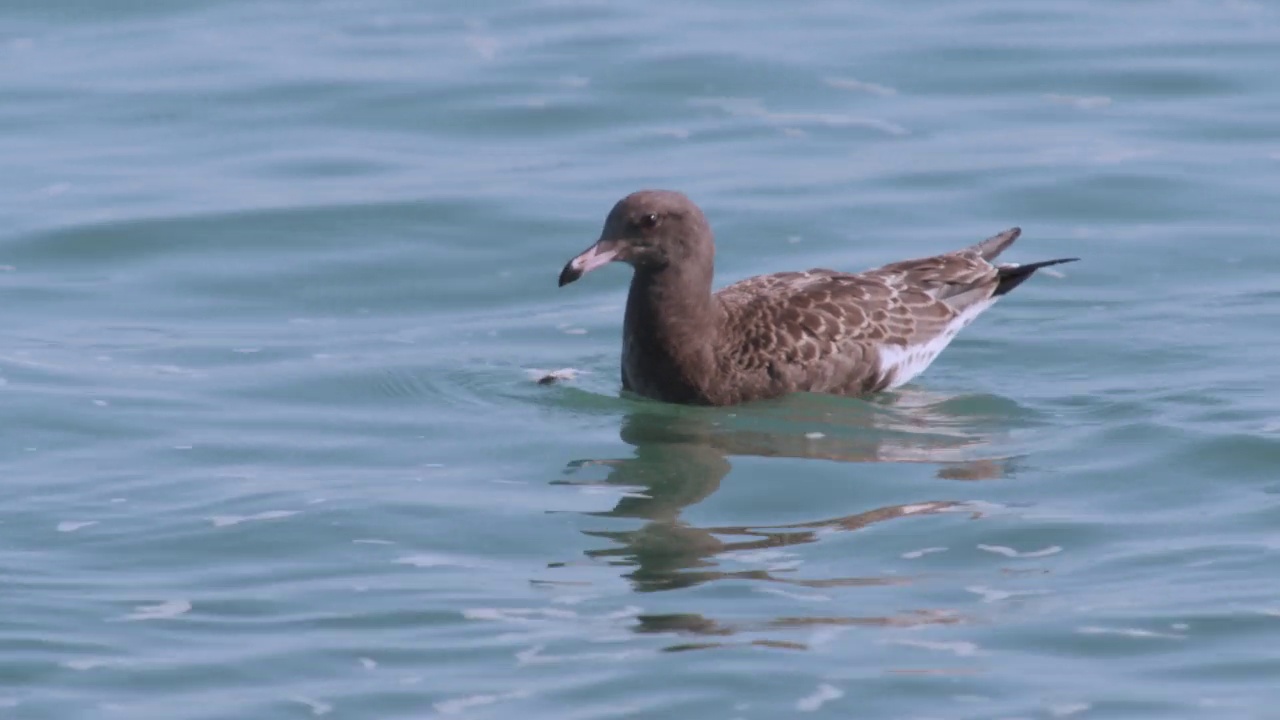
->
[710,233,1020,402]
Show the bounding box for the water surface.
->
[4,0,1280,718]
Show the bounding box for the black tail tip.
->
[994,257,1079,297]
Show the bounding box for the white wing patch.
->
[877,298,998,389]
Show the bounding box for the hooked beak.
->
[558,238,621,287]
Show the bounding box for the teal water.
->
[4,1,1280,717]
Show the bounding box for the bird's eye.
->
[638,213,659,229]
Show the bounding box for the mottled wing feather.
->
[712,249,1003,399]
[871,251,1001,307]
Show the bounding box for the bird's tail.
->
[969,227,1022,261]
[993,258,1079,297]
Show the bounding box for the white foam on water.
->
[796,684,843,712]
[548,594,595,606]
[902,547,948,559]
[121,600,191,621]
[1044,93,1112,109]
[435,689,529,716]
[966,585,1049,603]
[605,606,643,620]
[209,510,298,527]
[57,520,97,532]
[1048,702,1092,717]
[290,697,332,716]
[978,544,1063,558]
[515,644,642,667]
[755,586,831,602]
[688,96,908,136]
[463,607,578,623]
[1077,626,1186,640]
[393,553,471,568]
[823,76,897,95]
[62,658,122,670]
[720,547,800,567]
[890,638,983,657]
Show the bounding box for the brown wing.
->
[869,249,1004,314]
[713,249,1002,399]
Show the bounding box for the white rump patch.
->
[877,298,997,388]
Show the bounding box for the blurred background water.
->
[3,0,1280,718]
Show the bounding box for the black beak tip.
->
[558,263,581,287]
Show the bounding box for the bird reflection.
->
[552,390,1013,594]
[634,608,967,653]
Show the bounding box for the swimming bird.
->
[558,190,1076,406]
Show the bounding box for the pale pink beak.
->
[558,238,621,287]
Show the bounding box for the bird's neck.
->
[623,265,720,402]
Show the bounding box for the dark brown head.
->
[558,190,715,287]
